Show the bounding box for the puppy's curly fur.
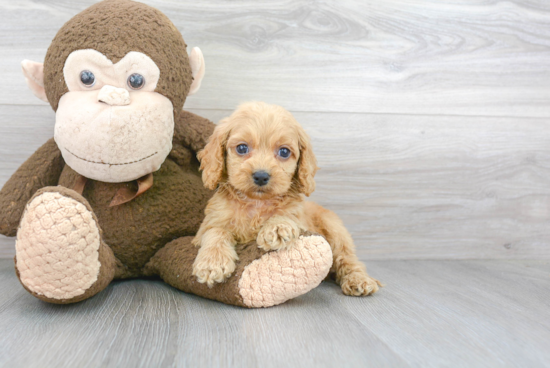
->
[192,102,381,296]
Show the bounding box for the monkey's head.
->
[21,0,205,183]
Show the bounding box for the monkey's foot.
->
[15,187,115,303]
[238,234,332,308]
[146,232,333,308]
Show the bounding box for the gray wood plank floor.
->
[1,258,549,368]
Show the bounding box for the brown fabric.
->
[0,138,64,236]
[109,173,153,207]
[72,174,88,195]
[14,186,118,304]
[168,143,194,169]
[2,1,327,308]
[57,159,213,278]
[173,110,217,154]
[144,231,320,307]
[43,0,192,116]
[1,115,216,281]
[144,237,271,307]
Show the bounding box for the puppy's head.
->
[198,101,318,199]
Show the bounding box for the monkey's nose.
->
[98,85,131,106]
[252,171,270,186]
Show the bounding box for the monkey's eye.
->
[127,73,145,90]
[80,70,95,87]
[236,144,249,155]
[278,147,291,159]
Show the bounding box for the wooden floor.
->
[1,0,550,367]
[1,258,549,368]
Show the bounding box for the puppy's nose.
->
[253,171,270,186]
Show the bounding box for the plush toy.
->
[0,0,333,308]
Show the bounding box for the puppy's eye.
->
[278,147,291,159]
[80,70,95,87]
[128,73,145,90]
[236,144,249,155]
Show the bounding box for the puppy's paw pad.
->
[341,272,382,296]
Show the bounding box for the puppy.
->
[192,102,381,296]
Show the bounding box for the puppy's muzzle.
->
[253,171,270,186]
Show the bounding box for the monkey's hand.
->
[257,216,301,252]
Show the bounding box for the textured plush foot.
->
[15,188,105,301]
[239,234,332,308]
[192,245,238,287]
[256,217,301,251]
[340,271,382,296]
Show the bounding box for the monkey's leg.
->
[14,187,117,304]
[144,232,333,308]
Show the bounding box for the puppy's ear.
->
[197,118,231,189]
[296,126,319,196]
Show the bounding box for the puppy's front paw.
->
[192,246,238,287]
[257,218,300,251]
[340,271,382,296]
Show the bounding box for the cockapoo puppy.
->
[192,102,381,296]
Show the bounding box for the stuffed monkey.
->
[0,0,332,308]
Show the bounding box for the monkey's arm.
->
[169,110,215,168]
[0,138,64,236]
[173,110,216,153]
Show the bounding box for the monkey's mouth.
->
[65,148,158,166]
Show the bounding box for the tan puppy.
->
[192,102,381,296]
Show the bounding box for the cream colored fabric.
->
[63,50,160,93]
[15,192,101,300]
[55,85,174,183]
[97,85,130,106]
[239,235,332,308]
[55,49,173,183]
[188,47,205,96]
[21,60,48,102]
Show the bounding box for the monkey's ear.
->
[188,47,205,96]
[21,60,48,103]
[197,118,231,190]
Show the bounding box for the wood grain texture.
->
[2,2,550,367]
[1,0,550,117]
[1,106,549,260]
[1,258,549,367]
[300,111,550,260]
[1,0,549,260]
[336,259,550,367]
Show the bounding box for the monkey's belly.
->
[58,159,213,276]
